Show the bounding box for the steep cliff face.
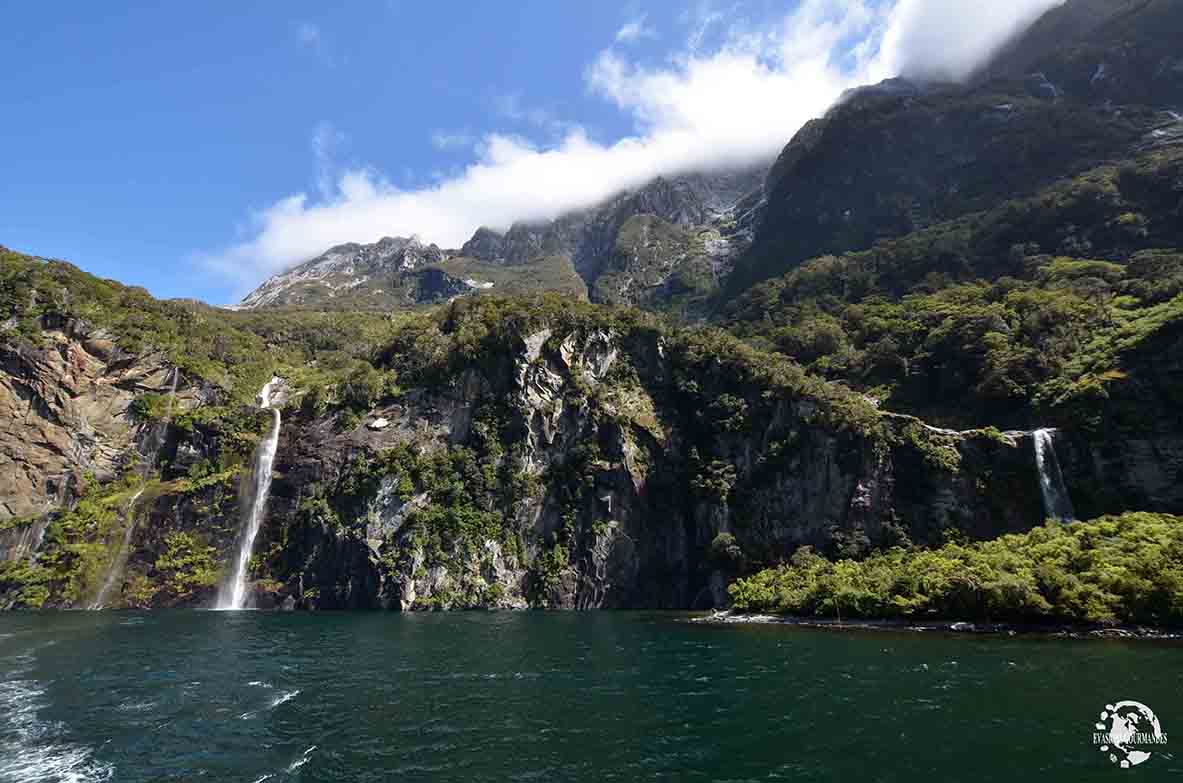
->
[112,319,1086,612]
[63,317,1183,612]
[729,0,1183,295]
[238,237,472,310]
[2,294,1181,611]
[1057,314,1183,517]
[981,0,1183,107]
[461,170,766,316]
[0,318,195,523]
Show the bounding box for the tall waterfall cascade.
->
[89,488,145,610]
[217,377,283,610]
[1033,428,1075,522]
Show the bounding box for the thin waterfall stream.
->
[1033,428,1075,522]
[217,377,283,610]
[88,488,145,610]
[89,366,179,609]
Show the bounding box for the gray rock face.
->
[244,328,1158,612]
[4,316,1181,610]
[239,236,445,309]
[0,322,193,525]
[240,167,767,312]
[979,0,1183,108]
[731,0,1183,295]
[0,517,51,563]
[410,267,470,302]
[463,168,766,289]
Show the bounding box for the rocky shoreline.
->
[694,611,1183,641]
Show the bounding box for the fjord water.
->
[1,613,1180,782]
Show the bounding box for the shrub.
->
[728,513,1183,627]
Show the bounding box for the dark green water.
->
[1,612,1180,782]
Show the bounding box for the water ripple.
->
[0,655,113,783]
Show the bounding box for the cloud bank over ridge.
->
[205,0,1064,296]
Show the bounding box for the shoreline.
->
[693,610,1183,641]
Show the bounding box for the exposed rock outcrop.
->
[221,327,1161,612]
[239,236,446,309]
[0,321,189,523]
[238,167,765,314]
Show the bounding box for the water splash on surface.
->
[0,651,113,783]
[287,746,317,773]
[241,689,301,720]
[1033,428,1075,522]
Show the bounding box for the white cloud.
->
[682,1,734,53]
[295,21,337,66]
[430,131,475,151]
[311,122,346,200]
[207,0,1067,298]
[491,93,576,138]
[877,0,1064,82]
[616,15,657,44]
[296,22,321,49]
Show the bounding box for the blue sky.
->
[1,1,1061,304]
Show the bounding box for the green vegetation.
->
[0,475,146,608]
[376,294,879,435]
[236,251,589,312]
[127,392,175,423]
[0,246,404,413]
[151,531,221,603]
[286,401,537,608]
[725,148,1183,429]
[3,27,1182,615]
[593,215,719,314]
[0,560,51,609]
[730,76,1165,297]
[729,512,1183,627]
[434,255,588,301]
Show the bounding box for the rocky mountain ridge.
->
[237,166,765,314]
[239,236,447,309]
[727,0,1183,295]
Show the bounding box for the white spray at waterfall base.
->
[217,377,283,610]
[1033,428,1075,522]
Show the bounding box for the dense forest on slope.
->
[723,148,1183,429]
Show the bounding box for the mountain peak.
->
[236,165,765,312]
[238,235,444,309]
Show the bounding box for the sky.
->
[1,0,1063,304]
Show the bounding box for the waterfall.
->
[166,366,179,415]
[1,518,51,563]
[87,365,181,609]
[217,378,283,610]
[88,488,145,610]
[1033,428,1075,522]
